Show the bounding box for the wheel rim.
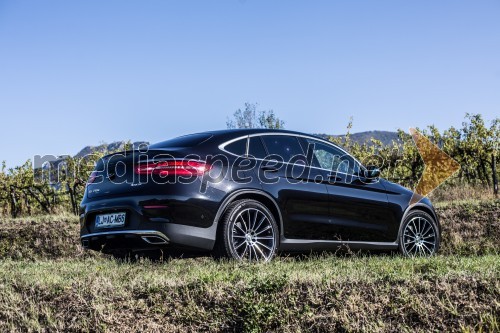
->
[402,216,437,256]
[230,207,276,261]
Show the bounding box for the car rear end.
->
[79,136,227,253]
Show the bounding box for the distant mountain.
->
[75,141,149,158]
[314,130,400,147]
[38,141,149,171]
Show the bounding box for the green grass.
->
[0,199,498,332]
[2,254,498,286]
[0,255,498,332]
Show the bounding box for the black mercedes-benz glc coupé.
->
[80,129,440,261]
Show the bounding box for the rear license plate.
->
[95,212,126,228]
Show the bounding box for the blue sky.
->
[0,0,499,167]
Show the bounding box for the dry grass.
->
[0,199,498,332]
[0,213,96,260]
[437,199,499,255]
[430,184,497,203]
[0,255,498,332]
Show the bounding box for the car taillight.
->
[134,160,211,177]
[87,171,98,185]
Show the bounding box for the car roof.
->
[193,128,328,142]
[148,128,340,151]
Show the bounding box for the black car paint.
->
[80,129,439,253]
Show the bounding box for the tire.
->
[399,210,440,257]
[214,199,279,261]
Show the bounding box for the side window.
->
[248,136,267,159]
[224,138,247,156]
[261,135,304,162]
[305,139,360,174]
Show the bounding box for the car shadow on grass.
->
[109,246,395,264]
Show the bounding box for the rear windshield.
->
[149,133,213,149]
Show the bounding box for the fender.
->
[396,202,440,243]
[213,188,284,235]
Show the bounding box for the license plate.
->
[95,212,126,228]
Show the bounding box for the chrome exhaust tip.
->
[141,235,168,245]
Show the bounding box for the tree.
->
[226,103,285,129]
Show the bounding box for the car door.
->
[255,134,331,240]
[304,138,396,242]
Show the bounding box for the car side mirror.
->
[363,166,380,179]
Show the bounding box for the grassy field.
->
[0,255,498,332]
[0,199,498,332]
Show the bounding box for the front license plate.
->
[95,212,126,229]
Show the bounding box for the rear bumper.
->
[81,230,169,250]
[80,195,221,252]
[80,222,219,252]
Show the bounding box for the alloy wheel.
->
[402,216,437,256]
[229,207,277,261]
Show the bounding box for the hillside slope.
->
[0,200,498,332]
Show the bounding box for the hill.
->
[0,199,498,332]
[74,141,149,158]
[314,130,400,146]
